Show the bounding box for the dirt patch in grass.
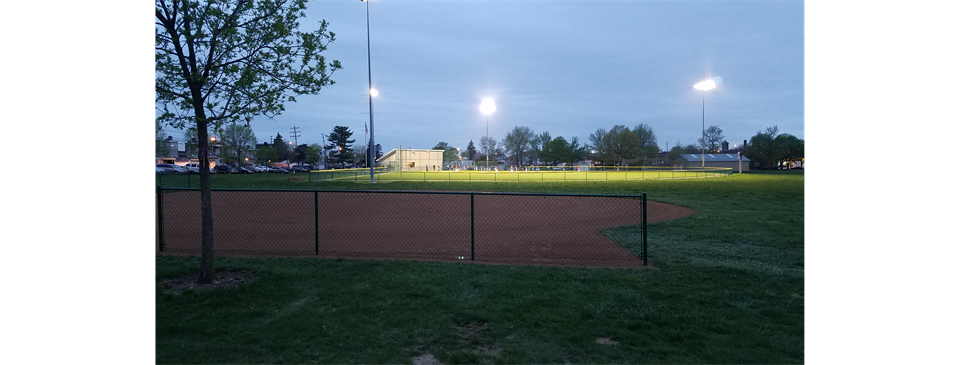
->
[159,270,258,295]
[454,321,502,361]
[596,337,619,345]
[412,353,443,365]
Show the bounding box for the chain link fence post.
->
[471,192,475,261]
[642,192,648,266]
[315,190,319,255]
[157,185,164,252]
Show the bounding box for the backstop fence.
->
[156,188,649,268]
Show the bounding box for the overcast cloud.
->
[159,0,804,155]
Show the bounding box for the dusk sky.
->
[160,0,804,155]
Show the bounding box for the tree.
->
[156,0,341,283]
[699,125,725,152]
[465,140,476,160]
[352,143,381,168]
[156,121,171,157]
[587,128,607,158]
[478,135,499,166]
[432,142,457,166]
[502,126,536,166]
[667,145,686,166]
[539,137,570,166]
[773,134,804,168]
[634,123,659,166]
[587,128,607,153]
[353,144,368,167]
[745,126,778,169]
[569,136,588,163]
[255,144,277,165]
[295,144,308,165]
[326,126,354,168]
[304,143,323,164]
[222,123,257,166]
[272,133,290,162]
[532,131,551,164]
[540,136,588,166]
[602,125,639,166]
[182,128,199,159]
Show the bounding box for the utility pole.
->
[321,133,327,169]
[290,126,301,166]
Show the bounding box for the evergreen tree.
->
[325,126,355,168]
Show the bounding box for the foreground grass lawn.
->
[156,171,803,364]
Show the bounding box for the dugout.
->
[377,148,444,172]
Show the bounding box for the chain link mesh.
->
[158,189,647,267]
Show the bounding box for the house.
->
[377,148,444,171]
[679,153,750,171]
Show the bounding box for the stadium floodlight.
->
[693,77,719,169]
[479,98,496,170]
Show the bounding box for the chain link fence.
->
[309,166,730,182]
[157,188,648,267]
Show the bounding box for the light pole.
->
[693,78,718,169]
[479,98,496,170]
[362,0,376,183]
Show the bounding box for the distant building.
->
[377,148,444,171]
[680,153,750,171]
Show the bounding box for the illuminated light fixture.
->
[693,76,721,169]
[479,98,496,170]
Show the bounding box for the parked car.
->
[183,163,202,174]
[268,167,289,173]
[155,166,168,174]
[156,164,180,174]
[214,165,238,174]
[239,166,257,174]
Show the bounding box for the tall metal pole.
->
[701,94,705,169]
[486,116,489,170]
[365,0,376,183]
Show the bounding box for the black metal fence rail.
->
[156,188,648,267]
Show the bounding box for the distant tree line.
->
[743,126,804,170]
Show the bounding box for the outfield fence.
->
[308,166,731,182]
[155,166,730,187]
[156,188,649,267]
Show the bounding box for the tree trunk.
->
[195,117,217,284]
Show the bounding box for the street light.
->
[693,78,718,169]
[362,0,376,183]
[479,98,496,170]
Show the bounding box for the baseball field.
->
[156,170,804,363]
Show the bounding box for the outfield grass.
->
[156,171,803,363]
